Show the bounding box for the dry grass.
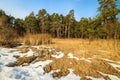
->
[0,27,19,47]
[43,38,120,79]
[46,38,120,61]
[8,55,37,67]
[20,34,52,45]
[44,56,120,79]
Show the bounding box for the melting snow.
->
[60,69,80,80]
[68,53,79,60]
[0,47,80,80]
[20,49,35,57]
[86,76,104,80]
[99,72,120,80]
[101,58,115,63]
[79,58,91,63]
[0,47,54,80]
[68,53,91,62]
[30,60,53,68]
[0,46,120,80]
[108,63,120,71]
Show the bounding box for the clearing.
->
[0,39,120,80]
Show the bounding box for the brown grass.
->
[46,38,120,61]
[0,27,19,47]
[20,34,52,45]
[8,55,37,67]
[44,56,120,79]
[43,38,120,79]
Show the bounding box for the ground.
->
[0,39,120,80]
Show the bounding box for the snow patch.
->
[68,53,79,60]
[86,76,104,80]
[79,57,91,63]
[101,58,115,63]
[20,49,34,57]
[99,72,120,80]
[68,53,91,62]
[30,60,53,68]
[108,63,120,71]
[60,69,80,80]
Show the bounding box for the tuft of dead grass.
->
[0,27,19,48]
[8,55,37,67]
[8,46,55,67]
[21,34,52,45]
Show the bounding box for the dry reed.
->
[21,34,52,45]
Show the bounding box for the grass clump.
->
[0,27,19,47]
[8,55,37,67]
[22,34,52,45]
[52,69,70,78]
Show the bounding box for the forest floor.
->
[0,39,120,80]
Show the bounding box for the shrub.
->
[0,27,19,47]
[22,34,52,45]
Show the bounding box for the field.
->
[0,38,120,80]
[47,39,120,60]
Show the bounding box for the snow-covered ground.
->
[0,46,80,80]
[0,46,120,80]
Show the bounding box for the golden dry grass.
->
[43,38,120,79]
[44,57,120,79]
[46,38,120,61]
[0,27,19,47]
[8,55,37,67]
[20,34,52,45]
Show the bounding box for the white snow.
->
[86,76,104,80]
[51,52,64,58]
[32,46,41,49]
[108,63,120,68]
[0,48,17,65]
[99,72,120,80]
[19,49,35,57]
[101,58,115,63]
[108,63,120,71]
[0,47,81,80]
[68,53,91,62]
[0,47,54,80]
[68,53,79,60]
[79,57,92,63]
[60,69,80,80]
[30,60,53,68]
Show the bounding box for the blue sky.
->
[0,0,119,21]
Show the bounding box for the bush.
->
[22,34,52,45]
[0,27,19,47]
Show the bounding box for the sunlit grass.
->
[20,34,52,45]
[46,38,120,61]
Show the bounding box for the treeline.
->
[0,0,120,39]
